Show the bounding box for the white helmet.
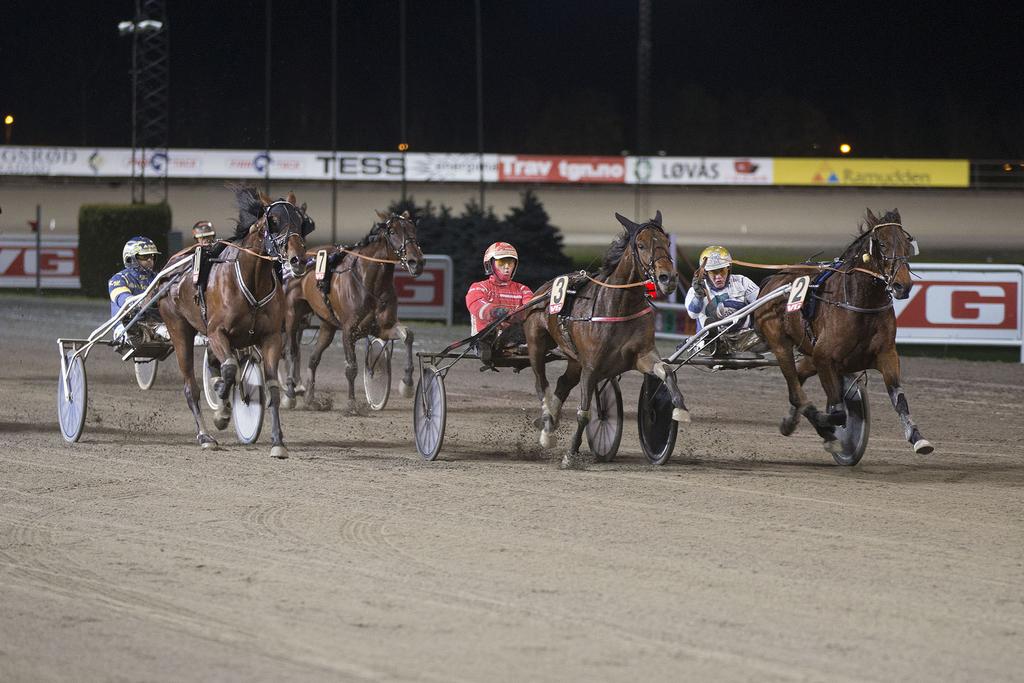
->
[483,241,519,277]
[122,236,160,267]
[699,245,732,272]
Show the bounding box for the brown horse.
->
[753,208,933,459]
[159,187,312,458]
[282,210,425,413]
[523,211,689,468]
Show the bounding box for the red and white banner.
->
[395,254,453,325]
[0,236,80,288]
[497,155,626,184]
[893,264,1024,361]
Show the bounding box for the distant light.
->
[398,143,409,152]
[839,143,852,155]
[1003,163,1013,172]
[137,19,164,32]
[118,19,163,35]
[3,115,12,125]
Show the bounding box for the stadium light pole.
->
[400,0,408,204]
[3,114,12,144]
[330,0,338,243]
[118,13,164,204]
[264,0,272,195]
[475,0,485,212]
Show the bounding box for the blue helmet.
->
[122,236,160,266]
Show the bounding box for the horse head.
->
[861,208,917,300]
[375,210,424,277]
[614,210,677,297]
[261,191,309,278]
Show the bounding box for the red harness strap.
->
[588,307,653,323]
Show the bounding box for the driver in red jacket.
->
[466,242,534,335]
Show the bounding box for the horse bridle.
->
[631,223,674,285]
[861,221,918,295]
[381,215,421,273]
[261,200,304,266]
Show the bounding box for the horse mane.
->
[840,209,902,261]
[598,230,631,276]
[229,184,265,241]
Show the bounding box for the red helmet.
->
[483,242,519,278]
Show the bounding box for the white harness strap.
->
[234,260,278,309]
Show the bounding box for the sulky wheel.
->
[57,352,88,443]
[637,375,679,466]
[363,336,393,411]
[203,347,224,412]
[232,354,265,445]
[831,374,871,466]
[413,365,446,461]
[134,358,159,390]
[586,377,623,462]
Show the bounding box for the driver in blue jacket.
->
[108,236,167,344]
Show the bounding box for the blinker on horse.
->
[753,208,933,460]
[158,186,313,458]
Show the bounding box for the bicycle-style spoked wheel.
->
[413,366,446,461]
[363,336,393,411]
[57,352,88,443]
[586,377,623,462]
[134,359,158,390]
[232,354,265,445]
[637,375,678,466]
[831,374,870,466]
[203,347,224,411]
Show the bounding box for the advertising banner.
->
[628,156,773,185]
[395,254,453,325]
[893,265,1023,356]
[404,153,499,182]
[496,155,626,184]
[773,158,969,188]
[0,236,80,288]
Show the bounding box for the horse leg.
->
[527,335,558,448]
[561,368,595,470]
[261,338,289,459]
[342,332,361,415]
[780,355,817,435]
[281,312,302,409]
[770,342,825,439]
[550,360,582,430]
[208,330,237,431]
[811,359,844,454]
[304,323,336,409]
[636,350,689,423]
[392,324,415,398]
[877,347,934,454]
[173,327,218,449]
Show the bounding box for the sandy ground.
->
[2,294,1023,682]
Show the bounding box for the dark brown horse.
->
[523,211,689,468]
[282,210,424,412]
[159,187,312,458]
[753,208,933,459]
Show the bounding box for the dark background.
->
[2,1,1022,158]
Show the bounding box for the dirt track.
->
[2,294,1023,682]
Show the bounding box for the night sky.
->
[2,1,1022,158]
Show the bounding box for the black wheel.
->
[363,337,393,411]
[57,352,87,443]
[413,366,446,461]
[233,355,265,445]
[638,375,679,465]
[832,374,870,466]
[203,347,224,411]
[586,378,623,462]
[134,358,158,390]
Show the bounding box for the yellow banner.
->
[773,158,969,188]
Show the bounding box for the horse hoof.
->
[539,430,556,449]
[560,451,587,470]
[823,438,842,455]
[295,384,307,396]
[213,415,230,431]
[281,394,295,409]
[914,439,934,455]
[780,418,797,437]
[399,379,414,398]
[672,408,690,423]
[270,445,289,459]
[199,436,219,450]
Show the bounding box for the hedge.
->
[78,203,172,297]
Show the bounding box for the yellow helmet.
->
[699,245,732,271]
